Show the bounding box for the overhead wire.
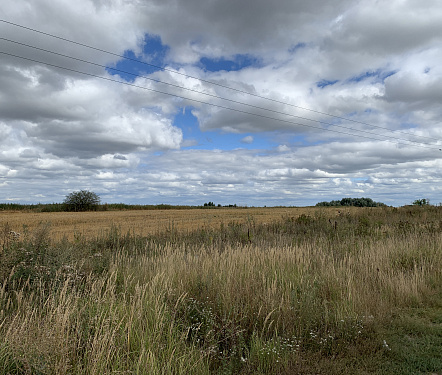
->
[0,19,440,151]
[0,36,438,149]
[2,49,441,152]
[0,19,439,144]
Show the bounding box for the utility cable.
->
[0,50,441,151]
[0,18,438,144]
[1,37,438,148]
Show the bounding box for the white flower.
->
[383,340,391,351]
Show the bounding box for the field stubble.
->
[0,207,320,242]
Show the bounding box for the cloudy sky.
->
[1,0,442,206]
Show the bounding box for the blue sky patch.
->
[348,69,397,84]
[106,34,169,81]
[173,108,273,150]
[316,79,339,88]
[199,54,261,72]
[288,42,307,53]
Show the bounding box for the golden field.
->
[0,206,341,241]
[1,205,440,374]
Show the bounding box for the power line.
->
[1,50,441,151]
[1,37,438,149]
[0,18,438,144]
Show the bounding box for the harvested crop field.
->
[0,207,339,241]
[1,205,441,374]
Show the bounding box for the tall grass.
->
[0,206,441,374]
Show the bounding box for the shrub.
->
[63,190,101,212]
[412,198,430,206]
[316,197,386,207]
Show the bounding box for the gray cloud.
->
[0,0,441,206]
[328,1,442,56]
[137,0,352,63]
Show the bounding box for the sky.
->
[1,0,442,207]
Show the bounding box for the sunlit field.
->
[0,206,328,242]
[1,206,441,374]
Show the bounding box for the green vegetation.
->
[0,206,441,374]
[63,190,101,212]
[0,202,197,212]
[412,198,430,206]
[0,202,65,212]
[0,201,234,212]
[316,197,387,207]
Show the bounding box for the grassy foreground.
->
[0,206,441,374]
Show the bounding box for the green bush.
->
[316,197,386,207]
[63,190,101,212]
[412,198,430,206]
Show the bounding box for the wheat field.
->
[0,206,338,241]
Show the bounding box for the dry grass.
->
[0,206,441,374]
[0,207,325,242]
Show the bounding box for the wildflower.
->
[9,231,21,240]
[383,340,391,351]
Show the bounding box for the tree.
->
[63,190,101,211]
[316,197,386,207]
[412,198,430,206]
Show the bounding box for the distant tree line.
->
[203,202,227,208]
[316,197,387,207]
[0,203,65,212]
[2,193,398,212]
[0,191,241,212]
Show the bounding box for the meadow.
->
[0,206,441,374]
